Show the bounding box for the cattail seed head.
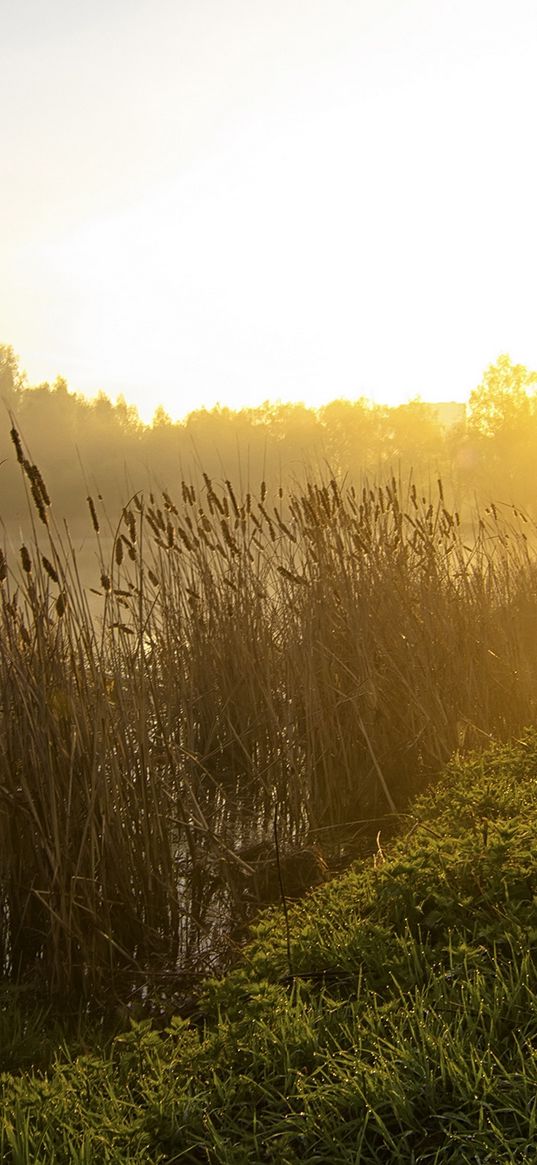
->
[31,464,51,507]
[42,556,59,584]
[124,509,136,542]
[87,496,100,533]
[20,545,32,574]
[10,427,24,464]
[30,480,48,524]
[226,480,239,518]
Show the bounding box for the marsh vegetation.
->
[2,422,537,1009]
[3,355,537,1159]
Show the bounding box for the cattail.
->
[30,480,47,525]
[0,549,6,583]
[329,479,340,507]
[225,480,239,518]
[162,490,178,516]
[110,622,135,635]
[10,426,24,464]
[101,572,111,592]
[115,539,124,566]
[260,481,267,502]
[145,512,161,540]
[220,519,238,554]
[273,509,296,542]
[56,592,66,617]
[199,531,216,550]
[20,545,32,574]
[42,556,59,584]
[20,461,51,519]
[87,496,100,533]
[212,491,224,515]
[124,509,136,542]
[278,565,307,586]
[258,503,276,541]
[30,463,50,507]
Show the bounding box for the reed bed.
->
[1,428,537,1002]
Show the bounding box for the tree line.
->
[1,345,536,530]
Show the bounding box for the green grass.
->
[3,734,537,1162]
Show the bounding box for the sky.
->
[2,0,537,423]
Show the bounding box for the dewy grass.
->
[2,429,537,1004]
[3,736,537,1161]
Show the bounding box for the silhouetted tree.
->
[466,355,537,507]
[0,344,25,412]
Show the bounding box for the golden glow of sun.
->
[2,0,537,422]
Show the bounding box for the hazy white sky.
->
[2,0,537,422]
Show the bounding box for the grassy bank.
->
[2,734,537,1162]
[2,431,537,1001]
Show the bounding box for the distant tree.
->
[468,354,537,438]
[253,402,325,476]
[466,355,537,508]
[0,344,25,412]
[113,394,142,433]
[319,398,382,476]
[151,404,173,428]
[380,399,445,469]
